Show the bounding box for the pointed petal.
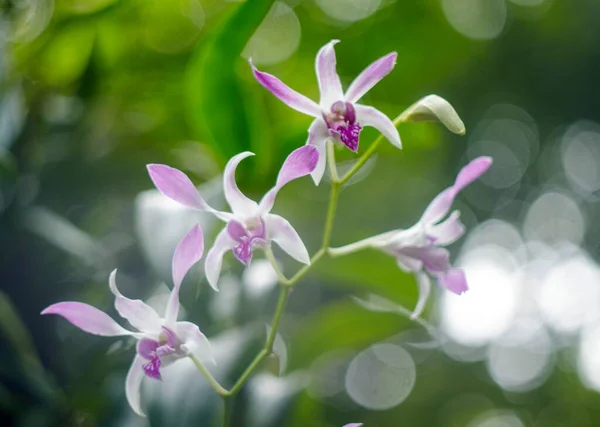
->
[453,156,493,193]
[420,187,454,225]
[265,213,310,264]
[344,52,397,103]
[411,272,432,319]
[109,270,162,333]
[166,225,204,324]
[398,95,466,135]
[223,152,259,217]
[175,320,216,365]
[250,59,321,117]
[438,268,468,294]
[355,104,402,149]
[205,228,237,291]
[146,164,208,210]
[428,211,465,246]
[306,119,330,185]
[343,425,363,427]
[42,301,132,336]
[316,40,344,108]
[258,145,319,213]
[126,355,146,416]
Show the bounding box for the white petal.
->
[354,104,402,149]
[306,119,330,185]
[109,270,162,333]
[125,355,146,417]
[175,321,216,365]
[166,225,204,325]
[205,228,237,291]
[223,152,259,217]
[265,213,310,264]
[398,94,466,135]
[428,211,465,246]
[411,272,432,319]
[315,40,344,108]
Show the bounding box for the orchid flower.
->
[42,225,213,416]
[147,145,319,291]
[343,424,363,427]
[251,40,401,185]
[329,157,493,318]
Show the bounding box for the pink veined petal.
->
[428,211,466,246]
[109,270,162,333]
[126,355,146,416]
[166,225,204,325]
[250,59,321,117]
[265,213,310,264]
[354,104,402,149]
[411,272,432,320]
[223,152,259,217]
[344,51,397,103]
[453,156,493,193]
[258,145,319,213]
[306,119,330,185]
[437,268,468,294]
[174,320,216,365]
[146,164,209,211]
[42,301,132,336]
[205,227,237,291]
[315,39,344,108]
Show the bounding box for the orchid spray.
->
[42,40,491,426]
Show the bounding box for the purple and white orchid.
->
[147,145,319,291]
[42,225,213,416]
[251,40,401,184]
[329,157,493,318]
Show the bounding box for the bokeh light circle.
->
[315,0,382,23]
[441,0,507,40]
[345,344,416,410]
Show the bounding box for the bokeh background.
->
[1,0,599,426]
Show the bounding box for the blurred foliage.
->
[1,0,600,426]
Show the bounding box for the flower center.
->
[324,101,362,152]
[137,327,180,381]
[227,219,267,266]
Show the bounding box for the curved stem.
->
[189,354,229,397]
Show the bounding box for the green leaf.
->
[185,0,276,164]
[288,299,409,371]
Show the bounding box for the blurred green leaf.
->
[185,0,276,164]
[288,299,408,371]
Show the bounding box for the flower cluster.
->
[42,39,492,424]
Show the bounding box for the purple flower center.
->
[137,327,180,381]
[227,219,267,266]
[324,101,362,152]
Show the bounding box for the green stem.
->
[222,398,232,427]
[339,136,383,185]
[189,354,229,397]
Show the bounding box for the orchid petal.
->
[41,301,132,336]
[355,104,402,149]
[453,156,493,193]
[109,270,162,333]
[227,219,248,242]
[265,213,310,264]
[437,268,468,294]
[411,272,432,319]
[223,152,259,217]
[137,339,159,360]
[126,355,146,416]
[316,40,344,108]
[306,119,330,185]
[258,145,319,213]
[420,187,454,225]
[428,211,465,246]
[398,95,466,135]
[175,320,216,365]
[399,246,451,274]
[395,252,424,273]
[344,52,397,103]
[146,164,208,211]
[250,59,321,117]
[343,424,363,427]
[166,225,204,325]
[205,228,237,291]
